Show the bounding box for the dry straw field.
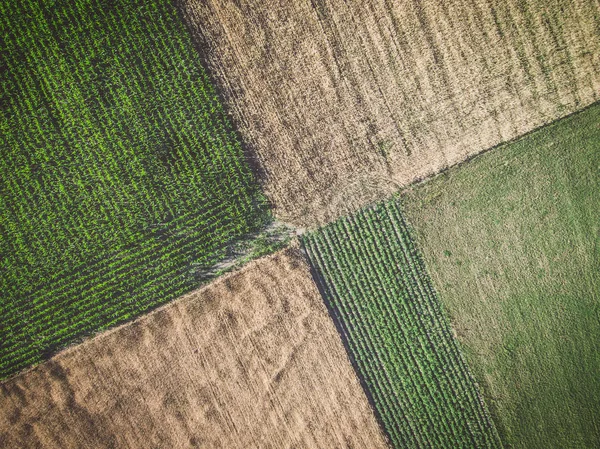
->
[0,248,387,449]
[179,0,600,225]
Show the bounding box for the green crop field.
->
[0,0,267,379]
[402,104,600,448]
[303,200,503,448]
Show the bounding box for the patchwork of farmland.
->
[402,103,600,448]
[1,0,599,446]
[0,248,389,449]
[303,200,502,448]
[0,0,267,379]
[180,0,600,225]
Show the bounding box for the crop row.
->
[303,199,502,448]
[0,0,267,378]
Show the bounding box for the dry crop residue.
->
[0,247,388,449]
[179,0,600,226]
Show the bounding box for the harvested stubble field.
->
[179,0,600,225]
[304,200,502,448]
[0,0,267,379]
[402,104,600,448]
[0,247,388,449]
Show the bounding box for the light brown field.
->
[179,0,600,225]
[0,247,388,449]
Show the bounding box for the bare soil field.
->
[0,247,388,449]
[179,0,600,225]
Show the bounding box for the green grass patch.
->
[303,200,502,448]
[0,0,267,379]
[402,104,600,448]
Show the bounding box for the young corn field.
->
[0,0,267,379]
[303,199,503,448]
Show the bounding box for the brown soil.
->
[0,247,388,449]
[179,0,600,226]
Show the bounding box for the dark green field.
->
[402,104,600,448]
[0,0,267,379]
[303,200,502,448]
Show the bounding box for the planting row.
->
[303,199,502,448]
[0,0,267,378]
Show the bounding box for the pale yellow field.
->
[0,247,388,449]
[179,0,600,225]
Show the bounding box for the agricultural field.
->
[180,0,600,225]
[2,0,600,447]
[303,200,502,448]
[0,0,269,379]
[0,247,388,448]
[402,104,600,448]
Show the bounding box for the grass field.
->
[303,201,502,448]
[402,104,600,448]
[0,248,388,449]
[182,0,600,225]
[0,0,267,379]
